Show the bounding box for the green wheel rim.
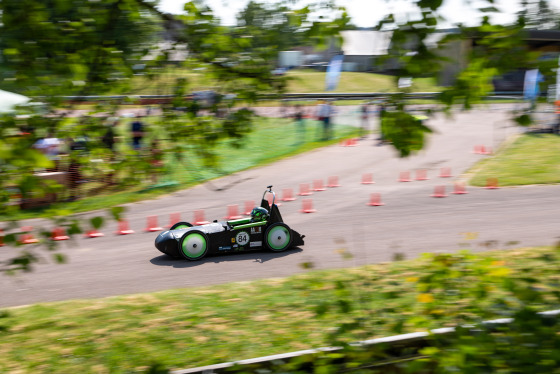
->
[174,224,190,229]
[181,233,207,259]
[267,225,291,251]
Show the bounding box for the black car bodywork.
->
[154,186,305,260]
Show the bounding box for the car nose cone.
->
[155,231,174,255]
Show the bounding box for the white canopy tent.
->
[0,89,30,113]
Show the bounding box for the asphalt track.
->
[2,106,560,308]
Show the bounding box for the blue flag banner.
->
[326,54,344,91]
[524,69,542,101]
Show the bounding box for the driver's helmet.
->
[250,207,269,222]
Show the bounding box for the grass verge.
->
[469,133,560,186]
[1,245,559,373]
[125,69,442,95]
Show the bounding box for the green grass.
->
[284,70,441,93]
[3,117,359,221]
[469,134,560,186]
[126,68,442,95]
[1,245,559,373]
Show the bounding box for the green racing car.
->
[154,186,305,260]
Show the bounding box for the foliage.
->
[380,104,432,157]
[235,1,353,53]
[374,0,555,156]
[0,0,161,97]
[1,245,560,372]
[0,0,350,273]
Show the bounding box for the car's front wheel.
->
[179,231,209,261]
[264,223,292,252]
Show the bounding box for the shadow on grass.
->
[150,247,304,268]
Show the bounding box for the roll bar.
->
[262,185,275,206]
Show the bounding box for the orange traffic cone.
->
[367,193,385,206]
[193,210,210,225]
[451,182,468,195]
[298,183,313,196]
[431,185,448,198]
[85,229,104,238]
[116,220,135,235]
[167,212,181,228]
[415,169,429,181]
[243,201,255,215]
[52,227,70,241]
[439,167,452,178]
[300,199,316,213]
[224,205,243,220]
[399,171,412,182]
[281,188,296,202]
[313,179,326,191]
[361,173,375,185]
[327,176,340,188]
[485,177,500,189]
[144,216,163,232]
[20,226,39,244]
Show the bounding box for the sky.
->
[157,0,560,28]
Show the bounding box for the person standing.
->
[377,100,387,146]
[293,104,306,145]
[102,118,118,153]
[316,100,334,141]
[130,115,145,151]
[33,131,62,171]
[360,102,370,139]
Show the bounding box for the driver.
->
[250,207,269,222]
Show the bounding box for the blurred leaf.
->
[514,114,533,126]
[90,216,104,230]
[299,261,315,269]
[110,206,126,222]
[53,253,66,264]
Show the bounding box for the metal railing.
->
[171,309,560,374]
[52,92,528,103]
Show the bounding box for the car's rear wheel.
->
[264,223,292,252]
[179,231,208,261]
[170,221,193,230]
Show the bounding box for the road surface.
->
[2,107,559,308]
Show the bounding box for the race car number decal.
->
[236,231,250,246]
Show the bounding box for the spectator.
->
[33,131,62,171]
[377,101,387,146]
[360,102,370,139]
[316,100,334,140]
[293,104,306,145]
[102,118,118,153]
[130,115,145,150]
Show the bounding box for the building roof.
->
[341,30,393,56]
